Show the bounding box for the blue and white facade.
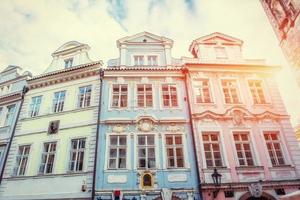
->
[95,32,200,200]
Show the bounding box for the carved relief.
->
[232,110,244,126]
[166,124,184,132]
[138,119,154,132]
[112,124,125,133]
[249,182,263,198]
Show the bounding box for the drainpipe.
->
[0,86,29,184]
[182,67,203,200]
[92,68,104,200]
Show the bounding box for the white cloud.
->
[0,0,299,125]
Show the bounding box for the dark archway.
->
[239,192,277,200]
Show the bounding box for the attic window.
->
[143,39,147,43]
[215,47,227,59]
[64,58,73,68]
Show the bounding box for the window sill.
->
[235,166,264,172]
[203,167,230,173]
[269,165,294,170]
[104,169,130,173]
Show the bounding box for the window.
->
[69,138,85,172]
[4,105,16,126]
[111,84,128,108]
[248,80,266,104]
[194,79,212,103]
[78,85,92,108]
[39,142,56,174]
[137,135,155,169]
[162,84,178,107]
[215,47,227,59]
[264,131,285,166]
[0,107,3,125]
[202,132,223,167]
[134,56,144,66]
[64,58,73,68]
[53,91,66,112]
[108,135,126,169]
[13,145,30,176]
[221,80,240,104]
[148,56,157,66]
[0,145,6,165]
[137,84,153,108]
[233,131,254,166]
[29,96,42,117]
[165,135,184,168]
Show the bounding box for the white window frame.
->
[133,55,144,66]
[263,131,286,166]
[135,83,153,109]
[78,85,92,108]
[110,84,128,109]
[64,58,73,68]
[4,104,16,126]
[107,135,127,169]
[232,131,255,167]
[0,144,6,167]
[193,78,213,104]
[136,134,156,170]
[0,107,3,127]
[220,78,242,104]
[29,96,42,117]
[161,83,179,108]
[201,131,224,168]
[247,79,268,105]
[53,91,66,113]
[147,55,158,66]
[39,142,57,174]
[69,138,86,172]
[13,145,31,176]
[164,134,185,168]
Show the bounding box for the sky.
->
[0,0,300,126]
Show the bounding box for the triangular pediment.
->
[117,31,173,46]
[195,32,243,45]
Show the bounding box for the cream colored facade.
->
[0,41,102,200]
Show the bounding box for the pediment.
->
[117,31,173,46]
[52,41,90,56]
[196,32,243,45]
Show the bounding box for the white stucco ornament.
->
[112,124,125,133]
[232,110,244,126]
[249,182,262,198]
[107,175,127,183]
[166,124,183,132]
[162,188,172,200]
[138,119,153,132]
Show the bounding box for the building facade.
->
[0,41,103,199]
[0,66,32,182]
[183,32,300,200]
[95,32,201,200]
[260,0,300,87]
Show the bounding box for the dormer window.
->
[64,58,73,68]
[148,56,157,66]
[215,47,227,59]
[134,56,144,66]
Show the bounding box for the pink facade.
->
[184,33,300,200]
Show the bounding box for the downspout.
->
[0,86,29,184]
[92,68,104,200]
[182,67,203,200]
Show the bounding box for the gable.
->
[127,35,163,43]
[201,36,241,45]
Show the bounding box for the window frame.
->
[232,131,255,167]
[147,55,158,66]
[13,145,31,176]
[165,134,185,168]
[78,85,92,108]
[133,55,144,66]
[201,131,224,168]
[107,135,127,170]
[39,142,57,174]
[110,84,129,109]
[69,138,86,172]
[263,131,286,167]
[220,78,242,104]
[136,134,156,170]
[64,58,73,68]
[4,104,16,126]
[53,90,66,113]
[161,83,179,108]
[193,78,213,104]
[135,83,154,109]
[247,79,268,105]
[29,95,42,117]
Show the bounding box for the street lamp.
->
[211,168,222,198]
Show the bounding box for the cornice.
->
[0,91,22,106]
[28,62,101,90]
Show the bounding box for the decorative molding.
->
[107,175,127,183]
[167,174,187,182]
